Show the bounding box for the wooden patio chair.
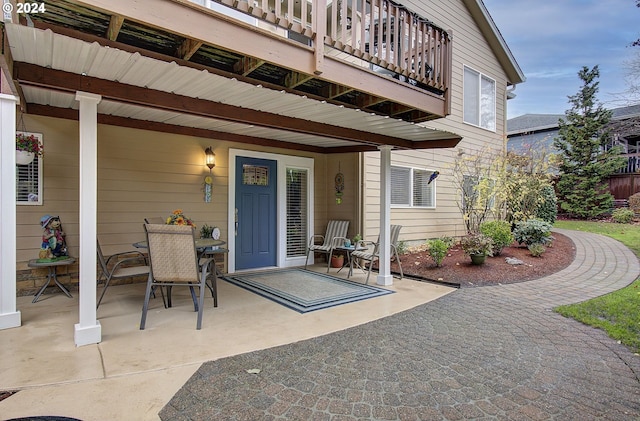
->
[140,224,217,330]
[349,224,404,284]
[96,239,150,309]
[304,220,349,272]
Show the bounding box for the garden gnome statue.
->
[39,215,68,259]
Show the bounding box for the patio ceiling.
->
[3,9,462,153]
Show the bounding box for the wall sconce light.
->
[205,146,216,173]
[203,146,215,203]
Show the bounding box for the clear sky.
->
[482,0,640,119]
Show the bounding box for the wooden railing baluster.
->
[206,0,451,95]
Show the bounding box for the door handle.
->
[234,207,238,236]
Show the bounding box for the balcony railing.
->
[209,0,451,94]
[617,153,640,174]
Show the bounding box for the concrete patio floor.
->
[0,266,454,420]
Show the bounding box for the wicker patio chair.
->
[140,224,217,330]
[305,220,349,272]
[96,239,150,309]
[144,217,166,224]
[350,224,403,284]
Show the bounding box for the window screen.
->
[391,166,411,205]
[286,168,308,257]
[413,169,434,207]
[464,66,496,131]
[391,165,435,208]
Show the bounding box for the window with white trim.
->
[16,132,43,205]
[391,166,436,208]
[464,66,496,131]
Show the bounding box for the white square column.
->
[74,91,102,346]
[0,93,21,329]
[377,145,393,286]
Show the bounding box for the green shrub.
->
[513,219,553,247]
[479,220,514,256]
[629,192,640,214]
[528,243,546,257]
[460,233,494,256]
[395,240,408,255]
[611,208,635,224]
[535,184,558,224]
[426,238,452,267]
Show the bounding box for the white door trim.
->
[228,149,314,273]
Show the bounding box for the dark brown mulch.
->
[386,232,576,288]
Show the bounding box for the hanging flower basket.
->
[16,150,35,165]
[16,132,43,165]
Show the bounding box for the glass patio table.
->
[333,244,367,277]
[133,238,226,250]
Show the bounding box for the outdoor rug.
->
[222,268,393,313]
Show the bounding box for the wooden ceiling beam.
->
[235,57,265,77]
[326,84,354,99]
[355,94,387,108]
[177,38,203,60]
[14,62,417,148]
[29,21,345,108]
[106,15,125,41]
[284,71,314,89]
[26,103,345,153]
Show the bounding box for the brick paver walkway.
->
[161,229,640,420]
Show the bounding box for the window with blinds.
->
[391,166,411,205]
[17,148,43,205]
[413,169,435,207]
[391,165,435,208]
[286,168,308,257]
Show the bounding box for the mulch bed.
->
[384,232,576,288]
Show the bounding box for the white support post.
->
[0,93,21,329]
[74,91,102,346]
[377,145,393,286]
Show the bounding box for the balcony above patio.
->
[11,0,452,124]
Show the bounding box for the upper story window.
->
[391,166,436,208]
[464,66,496,131]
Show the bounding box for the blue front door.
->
[235,156,277,270]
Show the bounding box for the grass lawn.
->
[554,219,640,256]
[554,219,640,353]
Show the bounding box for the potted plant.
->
[16,132,43,165]
[200,223,214,239]
[330,252,345,268]
[460,233,493,265]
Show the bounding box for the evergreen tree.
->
[553,66,626,219]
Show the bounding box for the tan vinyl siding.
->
[321,153,360,241]
[15,114,338,267]
[398,0,508,142]
[362,0,510,244]
[363,149,468,245]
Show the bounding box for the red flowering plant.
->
[166,209,196,228]
[16,133,43,156]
